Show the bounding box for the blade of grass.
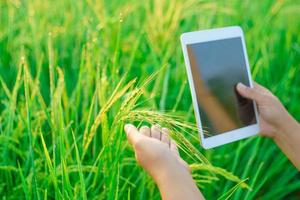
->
[71,130,87,200]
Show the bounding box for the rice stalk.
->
[217,178,249,200]
[71,130,87,200]
[23,57,40,200]
[190,164,250,189]
[39,130,60,198]
[82,77,136,157]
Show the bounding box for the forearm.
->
[274,116,300,170]
[153,158,204,200]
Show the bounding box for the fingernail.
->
[124,124,132,133]
[237,82,247,90]
[154,124,161,129]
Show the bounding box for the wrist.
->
[152,158,204,200]
[152,156,189,185]
[274,114,299,141]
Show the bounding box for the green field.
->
[0,0,300,199]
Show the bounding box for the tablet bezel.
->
[180,26,260,149]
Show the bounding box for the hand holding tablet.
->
[181,26,260,149]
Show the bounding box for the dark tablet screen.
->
[187,37,256,138]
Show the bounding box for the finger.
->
[170,140,179,156]
[253,82,272,95]
[124,124,143,146]
[151,124,161,140]
[178,158,190,172]
[161,128,170,145]
[236,82,264,103]
[139,126,150,137]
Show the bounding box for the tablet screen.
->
[187,37,256,138]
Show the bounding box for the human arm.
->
[124,124,205,200]
[236,82,300,170]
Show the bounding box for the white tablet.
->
[180,26,260,149]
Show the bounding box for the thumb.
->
[124,124,143,147]
[236,82,263,103]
